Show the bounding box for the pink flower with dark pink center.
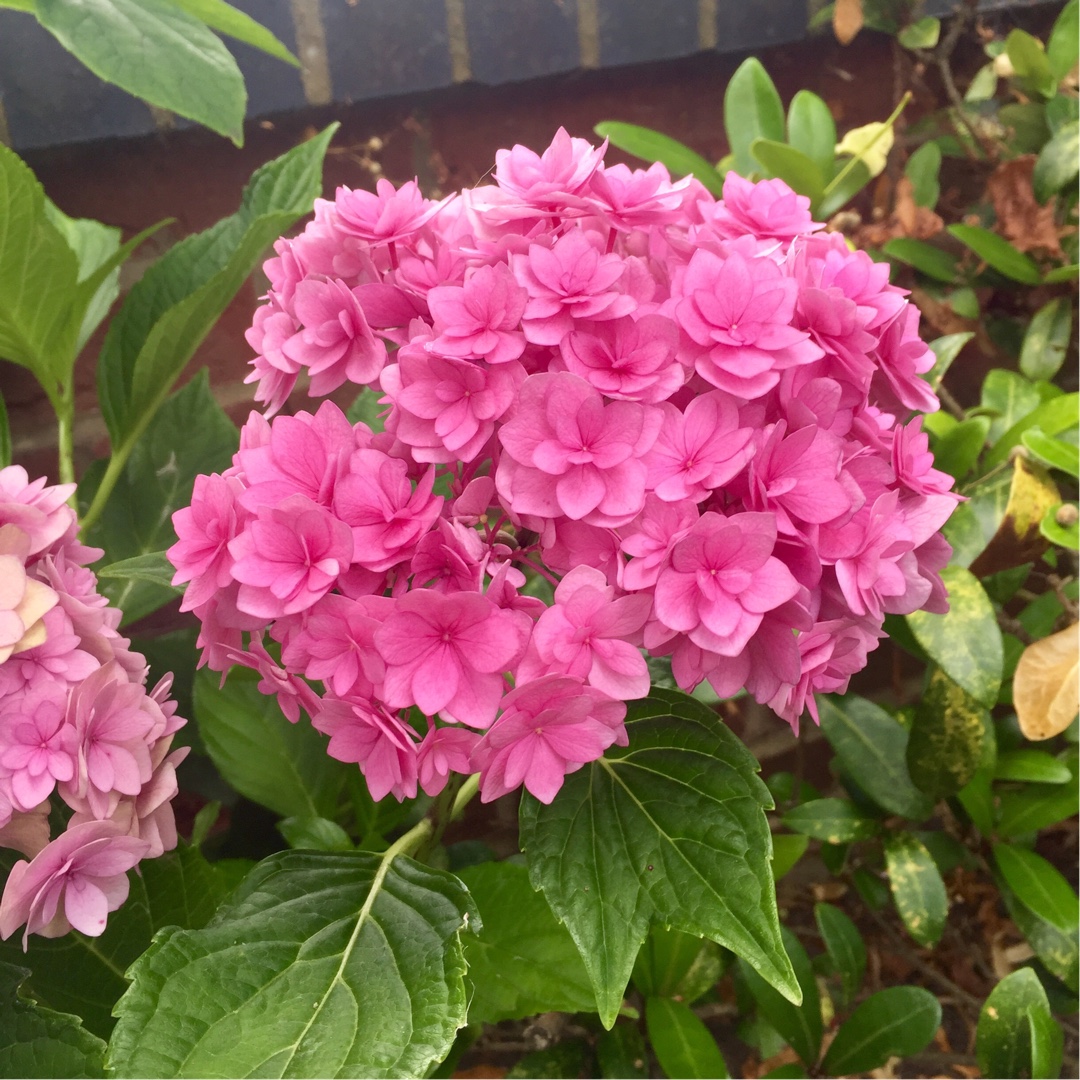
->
[334,179,449,245]
[427,263,528,364]
[585,162,693,232]
[493,127,606,212]
[708,173,819,242]
[228,635,322,724]
[417,725,479,797]
[0,684,76,811]
[473,675,626,804]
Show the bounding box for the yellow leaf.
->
[835,122,895,177]
[833,0,864,45]
[1014,622,1080,740]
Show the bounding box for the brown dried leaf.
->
[833,0,864,45]
[986,156,1064,257]
[856,177,945,247]
[1014,621,1080,740]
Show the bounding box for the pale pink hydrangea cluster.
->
[170,129,958,808]
[0,467,186,945]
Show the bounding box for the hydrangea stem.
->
[55,383,76,491]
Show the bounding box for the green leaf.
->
[346,386,387,432]
[821,987,940,1075]
[597,1022,648,1079]
[1047,0,1079,81]
[948,224,1043,285]
[925,332,974,389]
[818,696,935,820]
[957,766,995,835]
[738,927,821,1067]
[82,371,236,625]
[0,842,225,1039]
[817,159,871,219]
[0,392,9,467]
[994,844,1080,931]
[907,667,993,799]
[35,0,246,143]
[0,143,81,384]
[1044,263,1080,283]
[507,1040,589,1079]
[1002,883,1080,993]
[1005,28,1058,98]
[0,962,106,1078]
[1046,92,1080,134]
[645,997,729,1079]
[593,123,724,197]
[898,15,940,49]
[749,139,824,202]
[814,903,866,1002]
[770,834,808,881]
[1021,298,1074,381]
[985,392,1079,469]
[168,0,299,65]
[632,926,724,1005]
[786,91,836,179]
[883,238,959,283]
[932,415,989,480]
[965,63,998,102]
[1034,122,1079,203]
[277,816,354,851]
[1024,430,1080,478]
[723,58,785,178]
[193,667,348,819]
[107,850,478,1078]
[904,141,941,208]
[1028,1002,1065,1080]
[998,780,1080,838]
[977,967,1060,1079]
[906,566,1003,708]
[982,369,1042,445]
[884,833,948,947]
[781,798,880,843]
[995,749,1074,784]
[519,688,798,1029]
[457,861,596,1024]
[96,124,336,449]
[1041,502,1080,548]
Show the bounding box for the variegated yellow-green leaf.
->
[835,122,894,177]
[885,833,948,947]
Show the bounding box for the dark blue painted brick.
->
[0,10,155,151]
[715,0,807,51]
[228,0,307,118]
[596,0,699,67]
[465,0,581,84]
[323,0,453,102]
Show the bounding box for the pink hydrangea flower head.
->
[0,683,75,811]
[708,172,820,242]
[585,161,694,232]
[417,725,480,797]
[427,263,528,364]
[334,178,449,246]
[0,540,57,663]
[494,127,607,211]
[0,467,78,557]
[474,675,626,804]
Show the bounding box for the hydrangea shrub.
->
[168,128,959,811]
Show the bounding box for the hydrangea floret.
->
[0,467,186,945]
[170,129,959,810]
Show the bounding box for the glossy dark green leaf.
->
[507,1039,589,1079]
[632,926,724,1005]
[723,58,785,177]
[277,816,354,851]
[594,123,725,196]
[597,1022,648,1079]
[35,0,246,143]
[1024,429,1080,478]
[982,369,1042,445]
[786,90,836,178]
[457,861,596,1024]
[193,667,348,820]
[925,332,974,389]
[95,552,182,594]
[0,962,106,1079]
[948,223,1043,284]
[932,415,989,480]
[814,903,865,1002]
[884,237,959,282]
[1002,884,1080,993]
[1028,1000,1065,1080]
[645,997,729,1079]
[520,689,798,1029]
[82,371,237,625]
[781,799,880,843]
[0,842,224,1039]
[906,567,1003,708]
[898,15,940,49]
[977,967,1059,1079]
[907,667,993,799]
[994,749,1074,784]
[108,851,477,1078]
[998,760,1079,837]
[97,125,335,448]
[169,0,299,65]
[1005,28,1058,97]
[884,833,948,947]
[1034,122,1079,202]
[821,986,940,1075]
[749,139,825,202]
[957,767,995,835]
[994,843,1080,931]
[904,142,942,208]
[738,927,821,1067]
[1047,0,1079,80]
[770,834,809,881]
[818,696,934,820]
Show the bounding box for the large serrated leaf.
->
[193,667,349,820]
[96,125,336,449]
[107,851,478,1079]
[34,0,247,143]
[456,861,596,1024]
[0,962,106,1079]
[519,689,797,1029]
[82,371,236,625]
